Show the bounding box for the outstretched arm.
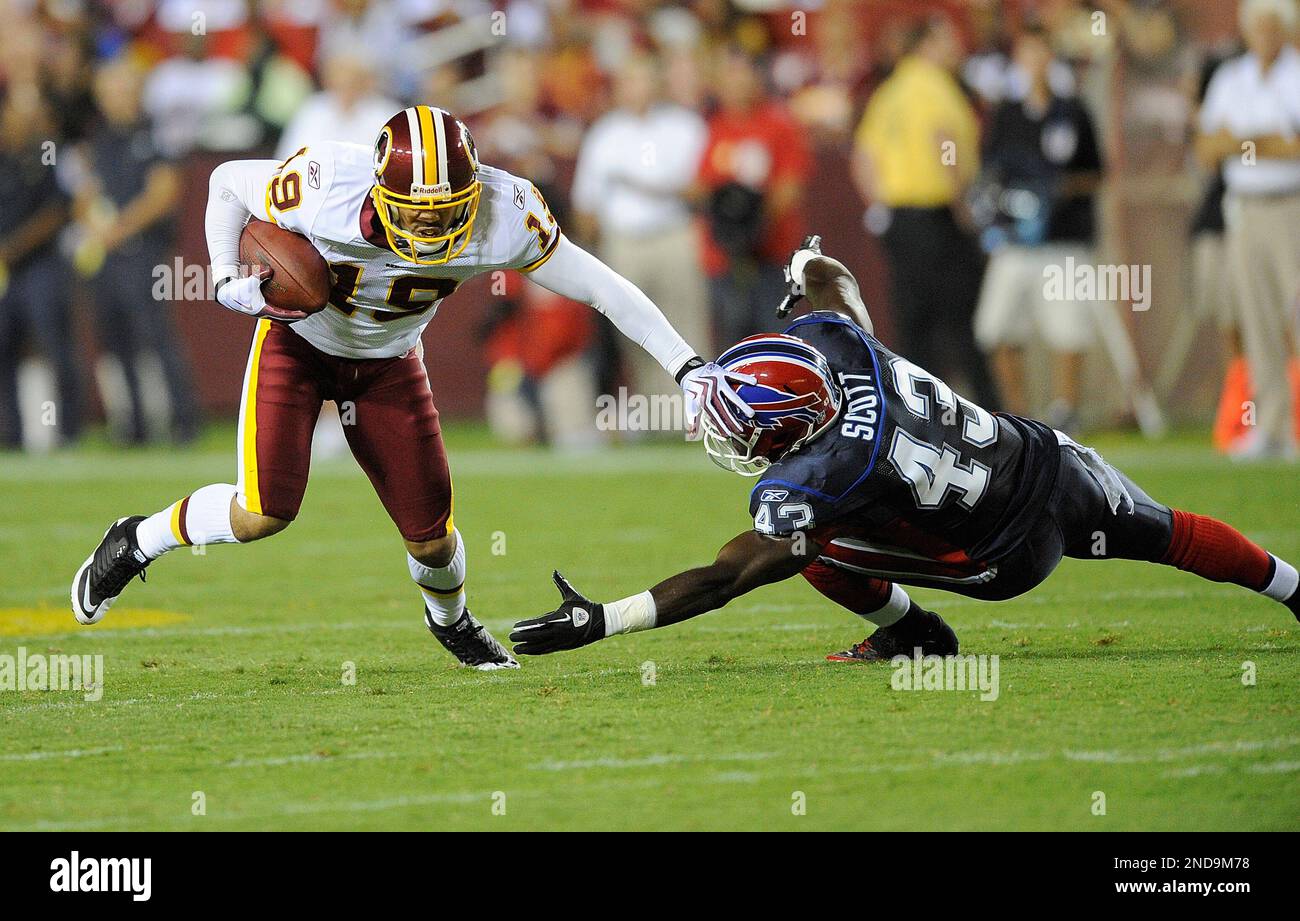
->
[510,530,822,655]
[0,201,66,269]
[525,233,757,435]
[525,233,698,379]
[792,249,874,334]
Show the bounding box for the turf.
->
[1,427,1297,831]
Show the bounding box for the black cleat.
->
[71,516,150,625]
[426,608,519,670]
[827,607,959,662]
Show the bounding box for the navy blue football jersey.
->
[748,312,1060,566]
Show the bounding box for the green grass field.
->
[1,427,1297,831]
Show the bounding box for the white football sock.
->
[862,583,912,627]
[409,529,466,627]
[1263,555,1299,603]
[135,484,240,560]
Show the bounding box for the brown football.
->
[238,219,331,314]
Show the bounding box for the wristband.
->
[603,590,657,637]
[788,249,818,290]
[674,356,705,386]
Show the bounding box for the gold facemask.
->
[370,180,481,266]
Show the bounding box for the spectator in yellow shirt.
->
[852,16,999,411]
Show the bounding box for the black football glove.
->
[776,233,822,319]
[510,571,607,656]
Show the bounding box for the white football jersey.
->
[264,141,560,358]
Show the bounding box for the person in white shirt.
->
[572,51,710,405]
[1197,0,1300,459]
[317,0,419,101]
[276,51,400,160]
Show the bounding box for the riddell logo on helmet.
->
[411,182,452,197]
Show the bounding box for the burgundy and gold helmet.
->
[372,105,482,265]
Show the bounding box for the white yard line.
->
[0,447,709,484]
[0,619,414,642]
[224,751,400,768]
[1063,737,1300,764]
[8,738,1299,830]
[0,745,123,761]
[532,751,777,771]
[1161,764,1226,778]
[1245,760,1300,774]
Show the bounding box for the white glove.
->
[215,268,311,322]
[786,247,820,297]
[776,234,824,318]
[681,361,757,440]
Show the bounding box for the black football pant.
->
[903,444,1175,602]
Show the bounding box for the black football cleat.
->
[827,607,959,662]
[426,608,520,671]
[71,516,150,625]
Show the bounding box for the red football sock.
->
[1162,509,1280,594]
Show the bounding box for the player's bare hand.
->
[510,571,606,655]
[682,362,757,439]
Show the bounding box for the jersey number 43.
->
[887,357,996,512]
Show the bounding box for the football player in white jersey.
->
[71,105,752,670]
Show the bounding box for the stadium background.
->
[0,0,1250,442]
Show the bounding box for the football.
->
[238,218,331,314]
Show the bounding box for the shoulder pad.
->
[265,144,342,235]
[749,482,820,536]
[482,167,562,272]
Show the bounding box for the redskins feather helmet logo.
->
[373,126,393,176]
[460,121,479,170]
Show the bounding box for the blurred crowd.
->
[1,0,1297,458]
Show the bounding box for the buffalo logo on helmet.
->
[701,334,842,476]
[370,105,482,265]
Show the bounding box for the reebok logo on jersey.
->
[760,490,789,502]
[513,185,525,210]
[308,161,320,188]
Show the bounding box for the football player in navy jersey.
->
[511,238,1300,662]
